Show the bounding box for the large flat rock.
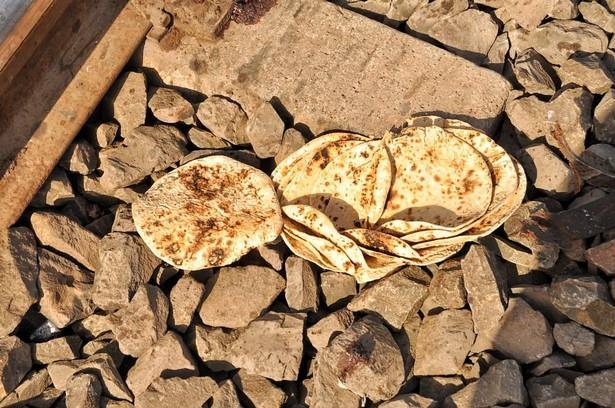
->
[140,0,510,136]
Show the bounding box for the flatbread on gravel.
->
[411,157,526,249]
[282,204,367,268]
[379,125,493,229]
[133,156,282,269]
[343,228,421,261]
[281,228,338,271]
[273,132,368,204]
[309,139,392,230]
[283,218,354,273]
[272,116,525,281]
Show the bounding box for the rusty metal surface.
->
[0,2,150,229]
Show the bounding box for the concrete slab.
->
[140,0,510,136]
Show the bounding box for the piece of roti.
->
[133,156,282,269]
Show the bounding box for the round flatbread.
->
[279,139,365,205]
[411,157,526,249]
[309,139,392,230]
[379,125,493,228]
[133,156,282,270]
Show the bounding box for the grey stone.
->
[549,0,578,19]
[187,127,230,149]
[141,0,510,136]
[169,273,205,333]
[0,368,51,408]
[526,374,579,408]
[461,245,507,351]
[575,334,615,371]
[594,88,615,144]
[553,321,595,357]
[255,241,286,271]
[98,125,188,190]
[493,298,554,364]
[307,309,354,351]
[511,284,568,323]
[284,256,318,312]
[495,0,558,30]
[506,87,593,156]
[579,1,615,33]
[413,309,475,376]
[0,227,39,337]
[568,188,607,209]
[379,393,437,407]
[421,264,466,314]
[406,0,468,36]
[179,148,260,168]
[189,324,238,372]
[529,351,576,377]
[575,368,615,407]
[81,333,124,369]
[72,313,114,340]
[33,335,82,364]
[31,168,75,207]
[111,204,136,233]
[483,33,509,74]
[85,213,115,237]
[126,332,197,397]
[274,128,306,165]
[49,360,123,404]
[103,71,147,135]
[246,101,285,158]
[38,249,95,328]
[557,54,614,95]
[519,144,577,198]
[93,232,161,311]
[196,96,249,145]
[320,271,356,308]
[347,267,428,329]
[62,196,103,226]
[508,20,608,65]
[60,140,99,175]
[65,373,102,408]
[134,376,217,408]
[550,275,615,336]
[232,369,286,408]
[76,174,145,206]
[419,376,464,403]
[199,266,285,329]
[211,379,241,408]
[444,360,528,408]
[513,48,556,96]
[85,122,118,148]
[390,318,418,383]
[320,316,404,401]
[112,284,169,357]
[228,312,305,381]
[47,359,83,390]
[310,351,361,408]
[502,201,560,270]
[30,211,101,272]
[428,9,498,64]
[0,336,32,400]
[147,87,195,124]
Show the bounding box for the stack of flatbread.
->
[273,116,526,283]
